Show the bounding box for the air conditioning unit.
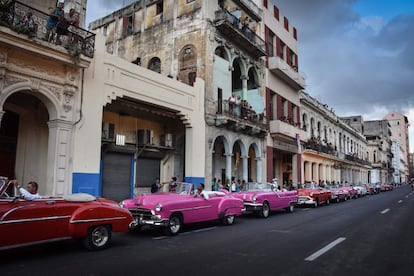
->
[137,129,153,145]
[102,122,115,141]
[160,133,174,147]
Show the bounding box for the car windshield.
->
[169,182,193,195]
[303,183,318,189]
[0,177,10,198]
[241,182,273,192]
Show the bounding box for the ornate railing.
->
[215,99,267,128]
[214,8,266,56]
[0,1,95,60]
[304,139,371,166]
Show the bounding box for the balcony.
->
[231,0,263,21]
[214,9,266,59]
[268,56,305,90]
[269,119,306,140]
[0,1,95,61]
[214,99,267,137]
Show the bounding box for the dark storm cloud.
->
[272,0,414,121]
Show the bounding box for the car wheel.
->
[336,197,340,203]
[222,214,236,225]
[313,200,318,208]
[83,225,111,251]
[326,198,330,205]
[165,214,182,235]
[260,202,270,218]
[285,204,294,213]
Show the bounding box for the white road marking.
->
[269,229,291,233]
[398,200,403,204]
[305,237,346,261]
[152,236,167,240]
[193,227,217,233]
[152,227,217,239]
[381,208,390,214]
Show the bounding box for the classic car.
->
[380,183,394,192]
[353,185,368,196]
[120,182,244,235]
[325,185,349,203]
[341,186,358,199]
[231,182,298,218]
[296,183,332,207]
[0,177,132,251]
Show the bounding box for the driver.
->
[12,180,42,200]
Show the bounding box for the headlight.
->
[252,195,257,201]
[155,203,163,212]
[119,201,125,208]
[310,192,314,197]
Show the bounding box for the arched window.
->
[148,57,161,73]
[179,45,197,86]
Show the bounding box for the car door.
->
[0,198,61,248]
[186,194,220,223]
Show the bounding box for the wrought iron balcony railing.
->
[214,8,266,58]
[0,1,95,60]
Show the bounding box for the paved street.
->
[1,185,413,276]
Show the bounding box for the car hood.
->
[122,193,188,209]
[297,189,316,196]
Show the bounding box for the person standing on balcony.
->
[56,8,79,44]
[228,94,235,114]
[44,1,64,42]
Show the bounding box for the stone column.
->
[47,119,73,196]
[241,75,248,100]
[256,157,263,183]
[225,153,233,185]
[242,155,248,182]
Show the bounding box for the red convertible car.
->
[120,182,244,235]
[0,177,132,251]
[297,183,332,207]
[231,182,298,218]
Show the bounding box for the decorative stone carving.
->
[4,75,25,87]
[30,78,41,91]
[43,84,62,100]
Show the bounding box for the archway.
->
[0,92,50,194]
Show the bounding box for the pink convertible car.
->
[120,182,244,235]
[231,182,298,218]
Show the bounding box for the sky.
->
[85,0,414,151]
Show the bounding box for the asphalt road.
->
[1,185,413,276]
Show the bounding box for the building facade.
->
[301,94,370,186]
[384,112,410,182]
[262,0,306,188]
[0,0,94,196]
[89,0,269,192]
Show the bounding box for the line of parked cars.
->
[0,176,394,251]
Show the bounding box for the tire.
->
[165,214,182,236]
[259,202,270,218]
[222,214,236,225]
[285,204,294,213]
[326,198,330,205]
[83,225,111,251]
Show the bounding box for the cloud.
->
[272,0,414,148]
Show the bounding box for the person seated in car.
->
[11,180,41,200]
[196,183,205,196]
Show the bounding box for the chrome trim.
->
[0,215,71,224]
[70,216,128,224]
[170,205,212,212]
[0,204,36,221]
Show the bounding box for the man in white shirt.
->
[12,180,42,200]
